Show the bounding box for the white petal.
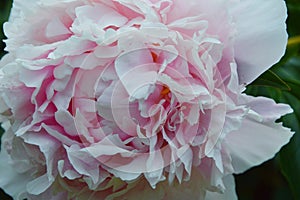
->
[22,132,60,184]
[42,124,79,146]
[65,52,105,70]
[140,22,169,38]
[241,95,293,122]
[97,82,115,121]
[225,117,293,173]
[26,174,53,195]
[57,160,81,180]
[48,37,96,59]
[0,149,31,199]
[205,175,237,200]
[85,135,131,157]
[65,144,100,184]
[231,0,288,84]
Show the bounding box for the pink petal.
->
[231,0,288,84]
[241,95,293,122]
[225,117,293,173]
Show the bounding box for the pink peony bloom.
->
[0,0,293,199]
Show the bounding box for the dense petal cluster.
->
[0,0,293,199]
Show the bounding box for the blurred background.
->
[0,0,299,199]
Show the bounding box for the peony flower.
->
[0,0,293,199]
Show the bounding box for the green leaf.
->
[279,92,300,198]
[286,1,300,37]
[246,54,300,199]
[247,69,291,91]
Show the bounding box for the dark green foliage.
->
[242,0,300,198]
[0,0,11,57]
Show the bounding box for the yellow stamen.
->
[161,87,170,96]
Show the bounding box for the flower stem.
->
[288,35,300,46]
